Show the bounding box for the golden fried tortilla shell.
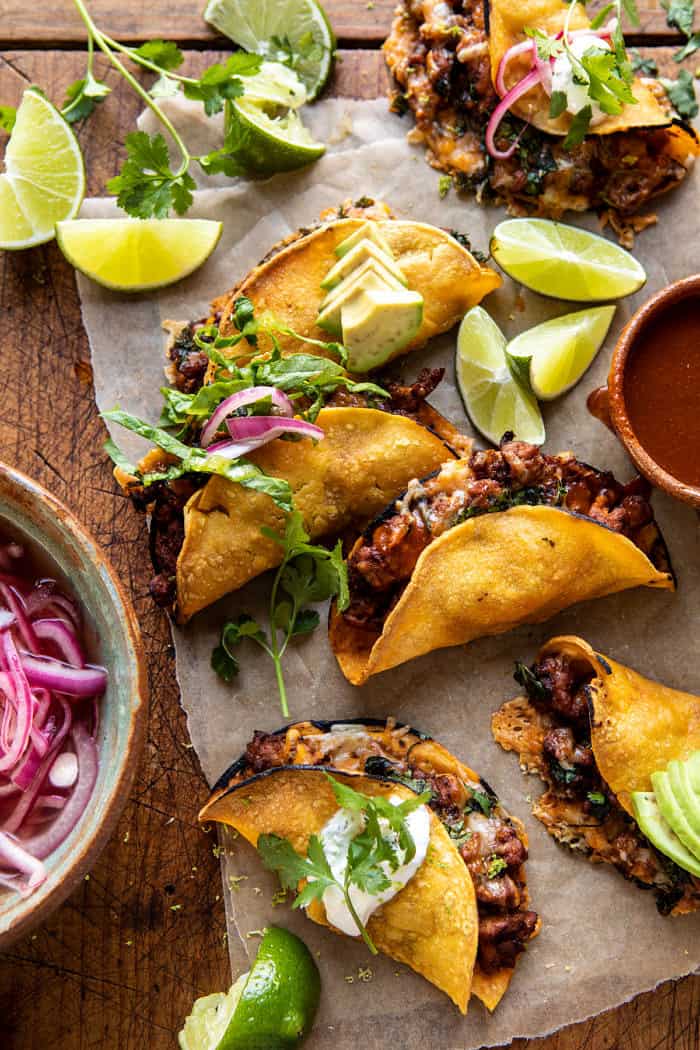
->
[488,0,681,137]
[176,407,455,622]
[199,768,478,1013]
[330,505,674,685]
[539,636,700,816]
[213,218,500,367]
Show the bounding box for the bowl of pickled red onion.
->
[0,461,146,946]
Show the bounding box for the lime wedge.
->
[179,926,321,1050]
[55,218,222,291]
[225,99,325,175]
[241,62,308,109]
[204,0,335,100]
[456,306,545,446]
[0,87,85,250]
[490,218,646,302]
[506,305,615,401]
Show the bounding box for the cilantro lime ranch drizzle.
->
[314,795,430,937]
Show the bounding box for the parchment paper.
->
[76,95,700,1049]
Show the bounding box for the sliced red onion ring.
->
[486,69,543,159]
[3,699,72,835]
[0,583,39,654]
[0,630,33,774]
[19,653,107,697]
[0,830,46,896]
[226,415,324,443]
[200,386,294,448]
[33,619,85,669]
[495,39,534,96]
[17,723,98,861]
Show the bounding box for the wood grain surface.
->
[0,19,697,1050]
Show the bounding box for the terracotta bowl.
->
[0,462,147,947]
[592,274,700,509]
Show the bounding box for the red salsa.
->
[624,295,700,488]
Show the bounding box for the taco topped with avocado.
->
[106,200,499,621]
[330,436,673,684]
[200,719,539,1013]
[493,636,700,916]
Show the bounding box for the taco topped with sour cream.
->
[493,636,700,915]
[200,719,539,1013]
[330,436,673,684]
[384,0,697,241]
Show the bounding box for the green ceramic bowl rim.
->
[0,460,148,946]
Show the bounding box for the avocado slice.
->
[321,239,408,292]
[341,287,424,372]
[676,752,700,837]
[632,791,700,877]
[334,222,394,260]
[652,769,700,861]
[316,259,405,336]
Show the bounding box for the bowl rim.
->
[0,459,148,947]
[608,274,700,509]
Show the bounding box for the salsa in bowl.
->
[0,462,146,946]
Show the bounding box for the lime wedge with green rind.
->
[179,926,320,1050]
[0,87,85,250]
[490,218,646,302]
[240,62,309,109]
[456,306,545,446]
[225,99,325,175]
[506,305,615,401]
[204,0,335,101]
[55,218,222,291]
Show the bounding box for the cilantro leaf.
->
[563,105,592,150]
[629,49,658,76]
[580,48,636,115]
[0,105,15,133]
[134,39,184,71]
[674,33,700,60]
[662,69,699,118]
[258,832,336,901]
[590,3,616,29]
[514,661,549,703]
[62,72,110,124]
[290,608,320,636]
[106,131,196,218]
[211,641,239,682]
[661,0,695,36]
[549,90,568,118]
[184,53,262,116]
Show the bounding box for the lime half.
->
[456,306,545,446]
[179,926,321,1050]
[56,218,222,291]
[0,87,84,250]
[204,0,335,100]
[507,305,615,401]
[490,218,646,302]
[225,99,325,175]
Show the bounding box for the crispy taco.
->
[112,200,497,621]
[384,0,698,240]
[205,202,500,370]
[493,635,700,915]
[200,719,539,1013]
[118,374,469,621]
[329,436,673,684]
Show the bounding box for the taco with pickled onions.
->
[200,719,539,1013]
[329,436,673,685]
[384,0,697,240]
[493,635,700,915]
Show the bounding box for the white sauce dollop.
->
[313,793,430,937]
[551,33,612,125]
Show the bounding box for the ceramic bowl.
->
[589,274,700,509]
[0,462,147,947]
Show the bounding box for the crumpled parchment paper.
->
[76,94,700,1049]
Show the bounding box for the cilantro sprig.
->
[211,510,349,716]
[257,775,431,953]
